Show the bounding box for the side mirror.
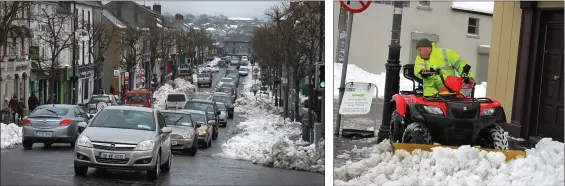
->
[207,120,215,125]
[161,127,172,133]
[77,122,88,130]
[216,111,221,116]
[195,123,202,128]
[88,114,94,119]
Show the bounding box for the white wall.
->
[334,1,493,77]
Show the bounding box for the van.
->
[165,93,189,110]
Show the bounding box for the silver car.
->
[74,106,173,181]
[216,103,228,127]
[160,110,201,156]
[22,104,92,149]
[197,73,213,88]
[182,110,213,149]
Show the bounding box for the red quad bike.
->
[388,64,509,150]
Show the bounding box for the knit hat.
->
[416,38,433,48]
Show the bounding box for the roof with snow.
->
[103,10,127,29]
[224,34,251,43]
[228,17,254,21]
[206,27,216,31]
[451,2,494,16]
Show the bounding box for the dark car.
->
[183,99,220,140]
[86,94,118,114]
[218,60,227,68]
[210,92,234,118]
[219,83,237,93]
[214,86,237,102]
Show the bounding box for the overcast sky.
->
[134,1,283,19]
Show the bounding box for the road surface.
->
[1,66,324,185]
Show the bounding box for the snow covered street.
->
[215,66,325,174]
[334,139,564,186]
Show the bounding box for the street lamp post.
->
[378,1,405,142]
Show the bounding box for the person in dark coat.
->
[28,93,39,112]
[8,95,20,123]
[17,98,25,120]
[109,85,115,95]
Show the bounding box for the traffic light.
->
[318,64,325,88]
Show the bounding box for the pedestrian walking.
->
[18,98,25,120]
[28,93,39,112]
[109,85,115,95]
[8,95,20,123]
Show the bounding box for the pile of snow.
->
[1,123,22,149]
[216,67,324,173]
[153,78,197,109]
[452,2,494,15]
[334,63,487,98]
[334,139,564,185]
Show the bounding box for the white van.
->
[165,93,189,110]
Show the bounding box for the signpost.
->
[335,0,371,135]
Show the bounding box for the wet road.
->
[1,66,324,185]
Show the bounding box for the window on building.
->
[468,17,479,35]
[81,9,84,29]
[83,79,88,100]
[87,11,90,30]
[419,1,430,7]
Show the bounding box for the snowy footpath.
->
[1,123,22,149]
[215,68,324,174]
[334,139,564,185]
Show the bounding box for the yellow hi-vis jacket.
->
[413,45,474,97]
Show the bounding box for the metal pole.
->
[378,1,404,142]
[71,2,77,104]
[334,12,354,136]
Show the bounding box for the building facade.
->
[333,1,493,83]
[223,34,252,56]
[485,1,563,142]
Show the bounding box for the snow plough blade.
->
[391,143,527,162]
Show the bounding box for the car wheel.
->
[212,130,218,140]
[186,143,197,156]
[207,139,212,148]
[202,139,209,149]
[147,153,160,181]
[70,142,75,147]
[229,113,234,119]
[160,151,171,173]
[74,164,88,176]
[22,140,33,150]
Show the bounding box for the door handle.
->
[554,76,560,80]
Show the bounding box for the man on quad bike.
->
[413,38,475,97]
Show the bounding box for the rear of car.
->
[165,93,187,110]
[230,56,239,65]
[218,77,233,87]
[212,93,234,118]
[22,105,86,149]
[197,73,212,88]
[215,87,236,101]
[211,65,220,72]
[87,95,116,114]
[216,103,228,127]
[125,91,152,108]
[73,107,172,180]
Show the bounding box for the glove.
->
[463,77,474,85]
[419,68,435,78]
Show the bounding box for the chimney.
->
[153,4,161,14]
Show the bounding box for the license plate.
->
[36,132,52,137]
[99,152,126,159]
[171,141,178,145]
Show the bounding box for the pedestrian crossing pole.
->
[378,1,405,142]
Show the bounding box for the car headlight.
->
[422,105,444,115]
[134,140,155,151]
[182,131,194,139]
[482,108,496,116]
[198,130,207,135]
[77,135,93,148]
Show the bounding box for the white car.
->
[238,66,249,76]
[165,93,188,110]
[210,65,220,72]
[218,77,234,87]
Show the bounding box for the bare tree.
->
[88,21,117,93]
[0,1,32,47]
[36,6,75,97]
[119,26,145,91]
[149,26,176,84]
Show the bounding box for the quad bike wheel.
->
[389,111,405,143]
[480,125,509,150]
[401,122,432,144]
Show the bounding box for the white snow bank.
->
[1,123,22,149]
[216,68,324,173]
[334,63,487,98]
[153,78,197,109]
[334,138,564,186]
[452,2,494,15]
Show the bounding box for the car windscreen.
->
[220,79,232,83]
[30,107,69,117]
[184,102,214,113]
[216,87,231,94]
[167,94,186,102]
[221,84,236,89]
[89,109,155,131]
[190,113,205,123]
[127,94,147,103]
[217,104,226,110]
[240,67,248,71]
[213,96,231,104]
[90,96,110,103]
[161,112,193,127]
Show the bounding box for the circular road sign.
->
[340,0,371,14]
